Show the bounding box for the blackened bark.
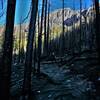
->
[21,30,25,63]
[37,0,45,74]
[0,0,16,100]
[61,0,65,55]
[79,0,82,53]
[18,22,21,63]
[22,0,38,99]
[46,1,50,55]
[33,39,37,74]
[43,0,48,55]
[94,0,100,63]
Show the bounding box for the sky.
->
[0,0,96,25]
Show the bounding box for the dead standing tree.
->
[0,0,16,100]
[61,0,65,55]
[37,0,45,74]
[79,0,82,53]
[43,0,48,55]
[94,0,100,62]
[46,0,50,55]
[22,0,38,99]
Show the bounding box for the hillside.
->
[0,6,95,36]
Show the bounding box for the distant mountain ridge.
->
[0,6,95,35]
[48,7,94,27]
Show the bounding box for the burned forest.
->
[0,0,100,100]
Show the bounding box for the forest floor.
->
[10,50,100,100]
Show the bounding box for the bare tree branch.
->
[0,0,3,9]
[21,3,32,23]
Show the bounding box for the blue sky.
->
[0,0,95,25]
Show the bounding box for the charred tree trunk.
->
[43,0,47,55]
[61,0,65,55]
[0,0,16,100]
[79,0,82,53]
[33,38,37,74]
[37,0,45,74]
[72,0,76,54]
[18,21,21,63]
[94,0,100,62]
[46,0,50,55]
[21,29,25,63]
[22,0,38,99]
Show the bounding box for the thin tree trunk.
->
[43,0,47,55]
[18,21,21,63]
[61,0,65,55]
[84,2,87,49]
[37,0,45,74]
[79,0,82,53]
[22,0,38,99]
[33,38,37,74]
[72,0,75,54]
[46,0,50,55]
[94,0,100,62]
[0,0,16,100]
[21,29,25,63]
